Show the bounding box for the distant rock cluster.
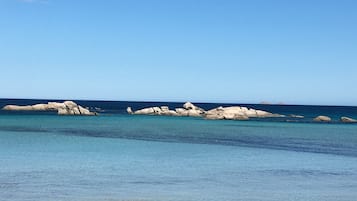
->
[127,102,283,120]
[128,102,357,123]
[3,100,356,123]
[2,101,97,116]
[127,102,206,117]
[313,115,357,123]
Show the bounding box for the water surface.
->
[1,100,357,201]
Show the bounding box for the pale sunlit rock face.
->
[313,115,331,122]
[341,116,357,123]
[128,102,282,121]
[2,101,96,116]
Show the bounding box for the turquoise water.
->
[1,114,357,201]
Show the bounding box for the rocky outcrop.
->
[204,106,282,120]
[2,101,97,116]
[131,106,179,116]
[128,102,282,121]
[341,116,357,123]
[128,102,206,117]
[313,115,331,122]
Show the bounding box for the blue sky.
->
[0,0,356,105]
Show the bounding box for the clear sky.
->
[0,0,356,105]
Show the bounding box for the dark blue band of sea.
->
[1,123,357,157]
[1,98,357,121]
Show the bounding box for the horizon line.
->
[0,97,356,108]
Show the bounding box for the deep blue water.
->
[0,99,357,201]
[1,98,357,120]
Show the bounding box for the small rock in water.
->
[313,115,331,122]
[340,116,357,123]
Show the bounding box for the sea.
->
[0,99,357,201]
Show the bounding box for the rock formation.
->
[340,116,357,123]
[2,101,97,116]
[313,115,331,122]
[127,102,206,117]
[204,106,283,120]
[126,107,133,114]
[131,106,179,116]
[128,102,282,121]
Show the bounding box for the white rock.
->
[161,110,178,116]
[2,105,32,111]
[2,101,96,116]
[183,102,205,112]
[78,105,93,115]
[58,108,69,115]
[31,104,48,111]
[223,113,235,120]
[187,109,202,117]
[72,107,81,115]
[128,102,281,120]
[175,108,189,116]
[160,106,169,112]
[256,110,270,117]
[134,107,155,115]
[205,113,224,120]
[183,102,195,110]
[233,114,249,120]
[240,107,249,112]
[152,107,162,114]
[341,116,357,123]
[222,107,246,116]
[245,109,258,117]
[47,102,66,109]
[313,115,331,122]
[204,105,277,119]
[64,101,78,109]
[127,107,133,114]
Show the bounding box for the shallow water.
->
[1,113,357,201]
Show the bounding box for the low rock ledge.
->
[127,102,283,121]
[2,101,97,116]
